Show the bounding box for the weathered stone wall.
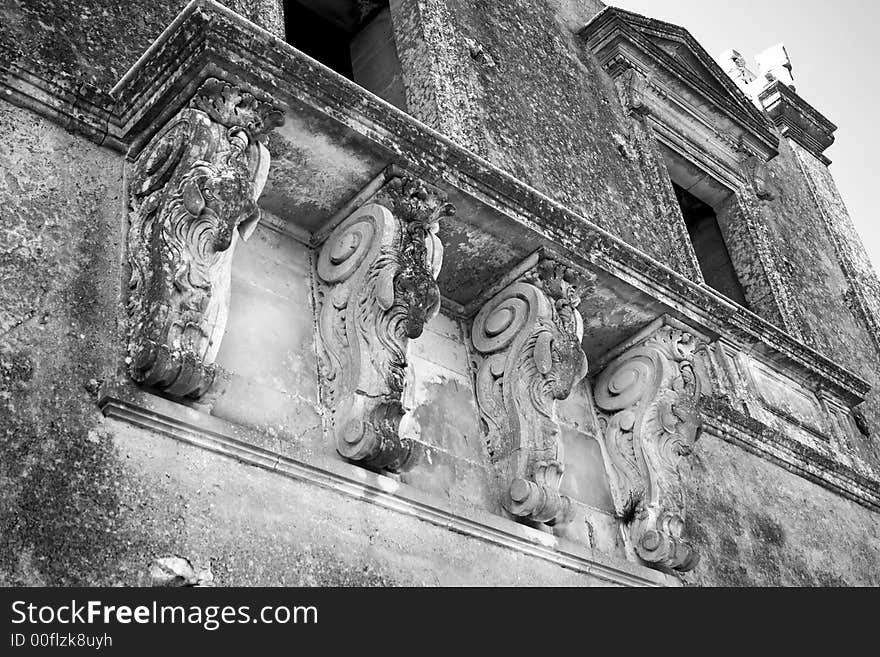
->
[389,0,701,278]
[683,433,880,586]
[0,0,285,89]
[108,422,633,586]
[0,104,130,585]
[757,138,880,465]
[2,0,879,587]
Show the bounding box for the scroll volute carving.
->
[126,78,284,399]
[472,258,589,526]
[316,174,454,473]
[594,323,704,572]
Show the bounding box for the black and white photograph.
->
[1,0,878,642]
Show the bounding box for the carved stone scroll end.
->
[315,175,453,473]
[192,78,285,141]
[125,79,284,400]
[594,319,706,572]
[471,255,589,527]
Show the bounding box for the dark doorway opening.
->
[673,182,749,307]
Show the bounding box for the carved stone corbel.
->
[471,257,589,526]
[741,155,774,200]
[126,78,284,398]
[593,320,705,571]
[616,67,651,117]
[315,173,454,472]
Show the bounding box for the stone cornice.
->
[579,7,779,164]
[98,384,677,588]
[758,81,836,165]
[0,3,869,406]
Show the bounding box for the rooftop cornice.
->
[758,80,837,165]
[580,7,779,162]
[0,0,868,407]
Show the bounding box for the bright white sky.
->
[611,0,879,275]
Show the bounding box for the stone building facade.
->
[1,0,878,586]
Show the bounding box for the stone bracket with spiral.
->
[471,256,589,527]
[315,173,453,473]
[593,316,707,572]
[126,78,283,399]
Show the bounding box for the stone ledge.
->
[758,81,836,165]
[703,397,880,511]
[98,383,677,588]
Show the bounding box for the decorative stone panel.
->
[593,318,706,571]
[471,256,589,526]
[126,78,283,399]
[315,173,454,473]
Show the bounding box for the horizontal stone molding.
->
[703,397,880,512]
[98,384,676,587]
[0,41,122,150]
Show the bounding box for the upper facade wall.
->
[0,0,285,87]
[390,0,700,277]
[391,1,880,418]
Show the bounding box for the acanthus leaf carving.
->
[126,78,284,399]
[472,257,590,526]
[594,321,705,572]
[316,172,454,473]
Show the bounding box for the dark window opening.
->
[673,182,749,307]
[284,1,355,78]
[283,1,406,109]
